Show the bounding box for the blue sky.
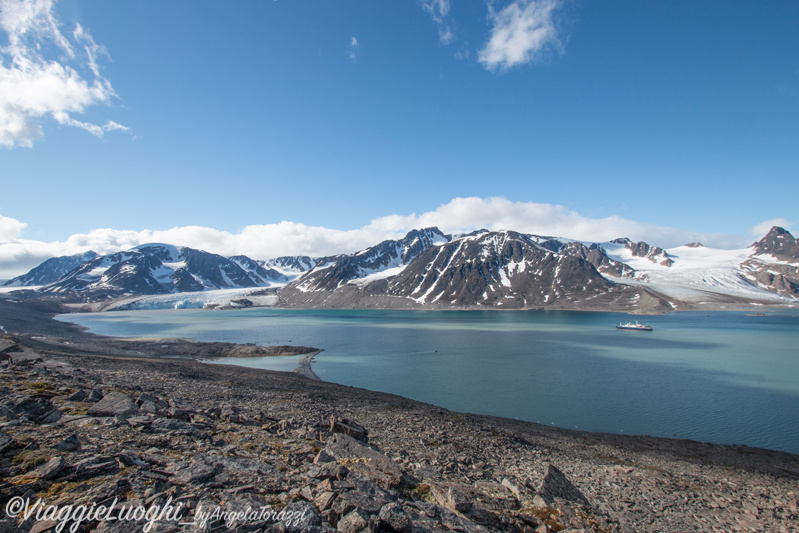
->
[1,0,797,276]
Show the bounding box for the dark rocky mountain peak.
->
[264,256,319,273]
[379,230,615,308]
[558,241,635,278]
[290,228,450,292]
[229,256,288,283]
[611,238,673,267]
[752,227,799,261]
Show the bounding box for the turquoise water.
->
[59,308,799,454]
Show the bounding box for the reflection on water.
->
[59,308,799,454]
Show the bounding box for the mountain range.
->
[3,226,797,313]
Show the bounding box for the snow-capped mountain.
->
[7,226,797,312]
[3,251,98,287]
[375,229,617,307]
[264,256,319,275]
[280,228,638,310]
[751,226,799,261]
[546,241,636,279]
[291,228,449,293]
[40,244,299,297]
[280,226,798,311]
[740,227,799,300]
[610,238,673,267]
[229,255,289,284]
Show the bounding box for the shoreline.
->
[293,349,323,380]
[50,300,799,455]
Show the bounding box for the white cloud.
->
[0,198,781,278]
[748,218,794,238]
[365,197,751,249]
[0,0,126,148]
[420,0,455,44]
[478,0,564,72]
[0,212,26,241]
[348,36,359,61]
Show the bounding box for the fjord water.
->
[60,308,799,454]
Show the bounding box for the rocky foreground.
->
[0,299,798,532]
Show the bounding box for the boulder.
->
[54,434,81,452]
[533,464,590,507]
[32,456,66,480]
[329,416,368,442]
[324,433,403,489]
[336,508,369,533]
[86,392,139,419]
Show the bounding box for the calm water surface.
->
[59,308,799,454]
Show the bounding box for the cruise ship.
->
[616,321,653,331]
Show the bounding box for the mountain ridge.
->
[3,226,797,312]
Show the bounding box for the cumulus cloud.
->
[0,198,777,278]
[365,197,751,250]
[0,212,26,241]
[0,0,126,148]
[748,218,794,239]
[420,0,455,44]
[478,0,565,71]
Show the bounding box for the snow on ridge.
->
[131,243,183,262]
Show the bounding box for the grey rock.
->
[336,508,369,533]
[54,434,81,452]
[324,433,403,488]
[501,477,522,499]
[148,417,198,435]
[534,464,590,507]
[38,409,62,424]
[10,396,54,422]
[87,389,104,402]
[314,448,336,464]
[315,491,337,512]
[28,520,59,533]
[330,416,368,442]
[139,401,159,413]
[32,456,66,479]
[172,453,276,486]
[280,500,324,532]
[0,430,13,453]
[413,502,490,533]
[378,503,412,533]
[135,391,160,405]
[338,475,394,515]
[86,392,139,419]
[66,390,88,402]
[428,482,475,513]
[172,454,223,485]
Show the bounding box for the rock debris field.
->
[0,297,798,532]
